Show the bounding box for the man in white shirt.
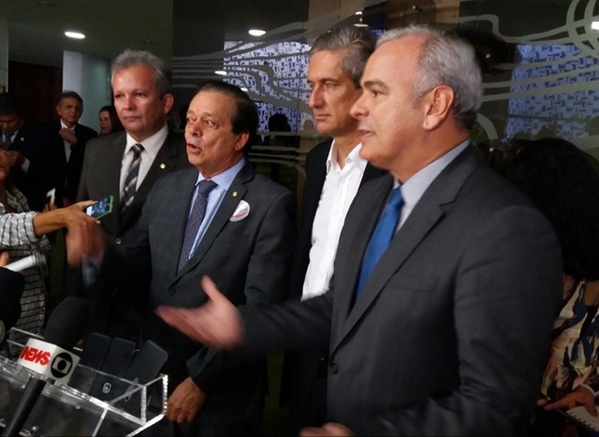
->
[285,26,383,434]
[75,50,189,339]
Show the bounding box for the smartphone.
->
[85,195,114,219]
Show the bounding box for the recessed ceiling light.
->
[592,21,599,30]
[355,11,363,15]
[215,70,227,76]
[248,29,266,37]
[65,31,85,39]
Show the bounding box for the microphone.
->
[4,253,46,273]
[0,268,24,343]
[1,297,89,437]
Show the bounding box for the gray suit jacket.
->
[103,162,296,420]
[243,146,562,435]
[77,130,190,244]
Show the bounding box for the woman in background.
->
[506,138,599,436]
[98,105,124,135]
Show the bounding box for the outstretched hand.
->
[156,276,243,349]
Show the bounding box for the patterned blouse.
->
[0,188,51,341]
[541,278,599,400]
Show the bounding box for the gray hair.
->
[111,49,171,96]
[310,26,376,88]
[379,25,482,129]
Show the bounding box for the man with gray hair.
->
[76,49,189,338]
[284,25,382,433]
[157,25,563,435]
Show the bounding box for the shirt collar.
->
[325,140,367,174]
[396,140,470,204]
[60,119,75,131]
[195,157,246,191]
[125,124,168,155]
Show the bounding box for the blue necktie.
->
[355,187,404,301]
[178,180,217,272]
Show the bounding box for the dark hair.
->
[57,90,83,106]
[195,81,258,151]
[0,92,23,117]
[506,138,599,280]
[310,26,376,88]
[99,105,124,133]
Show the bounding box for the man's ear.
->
[422,86,454,131]
[235,132,250,151]
[162,93,175,115]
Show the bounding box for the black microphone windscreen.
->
[0,269,24,332]
[43,297,89,349]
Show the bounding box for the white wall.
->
[63,51,111,130]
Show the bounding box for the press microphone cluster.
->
[1,297,89,437]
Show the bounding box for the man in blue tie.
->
[66,81,295,436]
[156,26,563,436]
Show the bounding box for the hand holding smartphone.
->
[85,195,114,219]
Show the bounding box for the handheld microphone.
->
[0,268,24,343]
[1,297,89,437]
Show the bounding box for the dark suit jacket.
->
[101,162,296,423]
[3,125,51,211]
[243,146,563,435]
[75,130,189,336]
[288,139,385,300]
[35,119,97,205]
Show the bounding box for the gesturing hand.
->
[156,276,244,349]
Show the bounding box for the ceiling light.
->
[248,29,266,37]
[592,21,599,30]
[355,11,363,15]
[215,70,227,76]
[65,31,85,39]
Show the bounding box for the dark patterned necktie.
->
[178,180,218,272]
[3,133,12,150]
[354,187,404,301]
[120,143,144,213]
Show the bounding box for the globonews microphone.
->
[1,297,89,437]
[0,268,24,343]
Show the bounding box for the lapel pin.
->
[230,199,250,222]
[160,163,166,169]
[232,191,238,197]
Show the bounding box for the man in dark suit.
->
[157,26,563,436]
[0,93,50,211]
[35,91,97,207]
[67,81,295,436]
[76,49,189,339]
[284,26,383,433]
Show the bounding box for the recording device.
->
[85,195,114,219]
[4,253,46,273]
[0,269,24,343]
[1,297,89,437]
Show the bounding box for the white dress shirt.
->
[301,142,367,300]
[60,119,74,162]
[119,125,169,198]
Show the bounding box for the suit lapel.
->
[102,133,127,233]
[120,131,181,230]
[166,169,199,277]
[332,147,482,352]
[175,163,254,278]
